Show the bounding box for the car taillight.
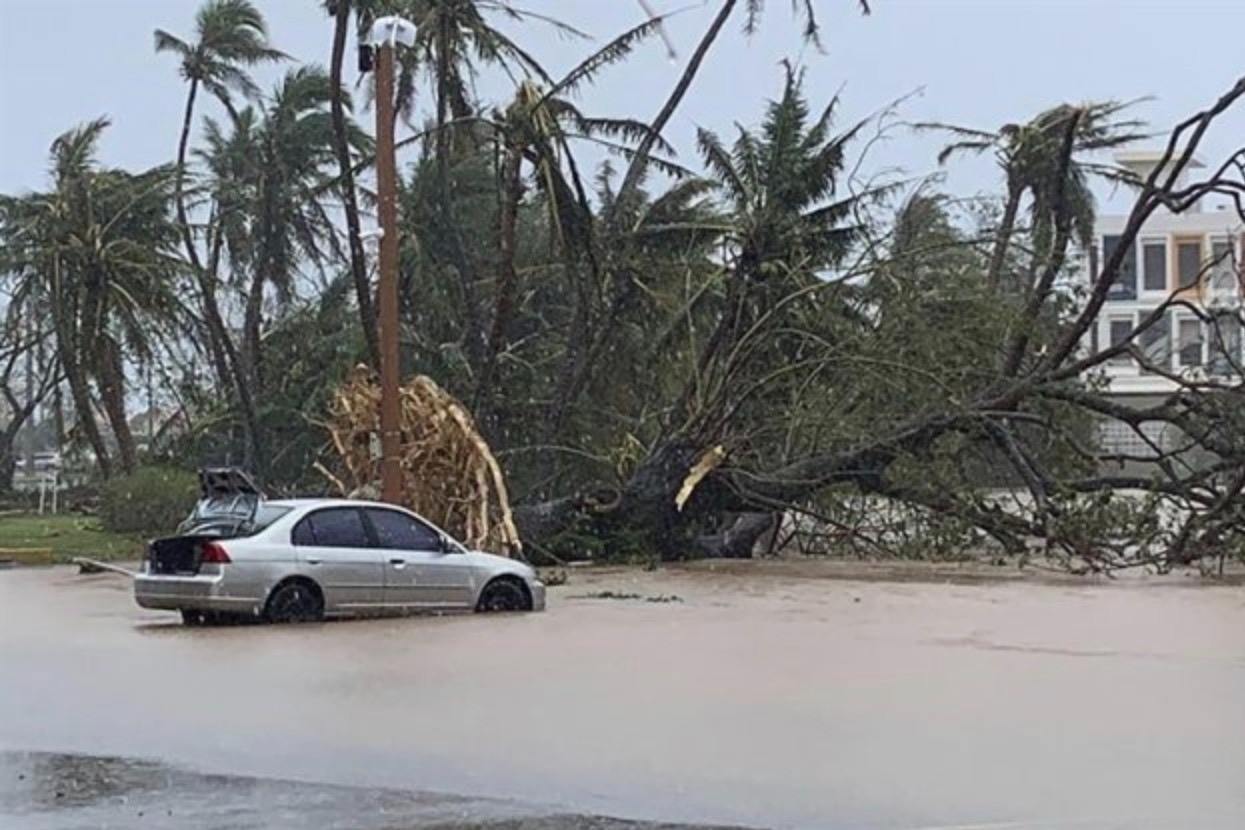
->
[200,541,232,564]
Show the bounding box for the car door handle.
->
[306,559,322,566]
[389,558,406,567]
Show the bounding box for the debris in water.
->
[571,590,683,603]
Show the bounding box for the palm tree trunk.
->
[237,267,267,477]
[22,312,37,475]
[96,336,138,474]
[613,0,738,209]
[0,437,15,495]
[177,80,267,477]
[48,254,111,477]
[474,147,523,421]
[988,176,1023,286]
[174,79,205,273]
[329,0,380,368]
[244,272,264,390]
[540,0,738,439]
[173,79,260,465]
[63,356,110,478]
[433,17,485,367]
[171,78,262,474]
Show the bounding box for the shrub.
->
[98,467,198,536]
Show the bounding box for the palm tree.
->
[613,0,872,210]
[154,0,284,255]
[347,0,569,135]
[324,0,377,368]
[0,120,186,475]
[680,65,884,435]
[921,101,1145,288]
[154,0,284,452]
[471,15,674,417]
[196,67,371,476]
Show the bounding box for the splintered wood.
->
[323,365,521,556]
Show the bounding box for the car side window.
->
[292,508,369,548]
[365,508,441,551]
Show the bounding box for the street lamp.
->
[367,14,416,504]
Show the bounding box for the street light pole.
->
[374,38,402,504]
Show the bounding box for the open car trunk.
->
[146,468,265,575]
[177,467,264,536]
[146,535,220,575]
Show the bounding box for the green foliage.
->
[0,513,141,562]
[98,467,199,535]
[154,0,285,107]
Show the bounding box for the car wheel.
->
[264,581,325,624]
[477,578,529,613]
[181,609,209,626]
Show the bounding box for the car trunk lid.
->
[177,467,264,536]
[147,468,262,575]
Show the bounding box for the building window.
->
[1103,235,1137,299]
[1108,316,1134,365]
[1208,313,1242,376]
[1209,238,1236,296]
[1176,239,1203,289]
[1142,241,1167,292]
[1137,312,1170,373]
[1177,317,1204,367]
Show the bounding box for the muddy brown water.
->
[1,561,1243,829]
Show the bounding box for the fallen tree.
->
[511,75,1245,573]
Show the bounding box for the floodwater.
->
[1,562,1244,829]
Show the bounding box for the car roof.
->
[264,498,413,511]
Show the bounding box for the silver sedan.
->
[134,499,545,625]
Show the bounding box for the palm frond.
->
[544,16,665,103]
[696,128,746,202]
[152,28,191,57]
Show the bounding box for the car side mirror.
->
[439,533,457,553]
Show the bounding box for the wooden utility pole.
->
[375,39,403,504]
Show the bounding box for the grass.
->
[0,513,143,562]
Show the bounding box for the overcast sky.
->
[2,0,1244,213]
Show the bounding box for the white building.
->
[1086,151,1243,458]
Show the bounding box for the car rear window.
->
[243,505,292,535]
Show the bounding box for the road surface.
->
[1,561,1243,829]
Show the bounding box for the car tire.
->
[181,609,209,626]
[476,578,530,613]
[263,580,325,624]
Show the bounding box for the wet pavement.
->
[0,750,734,830]
[1,562,1244,829]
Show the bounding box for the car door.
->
[364,507,475,609]
[291,507,386,610]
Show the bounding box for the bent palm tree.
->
[155,0,284,472]
[196,67,371,475]
[0,120,186,475]
[921,101,1146,288]
[154,0,285,258]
